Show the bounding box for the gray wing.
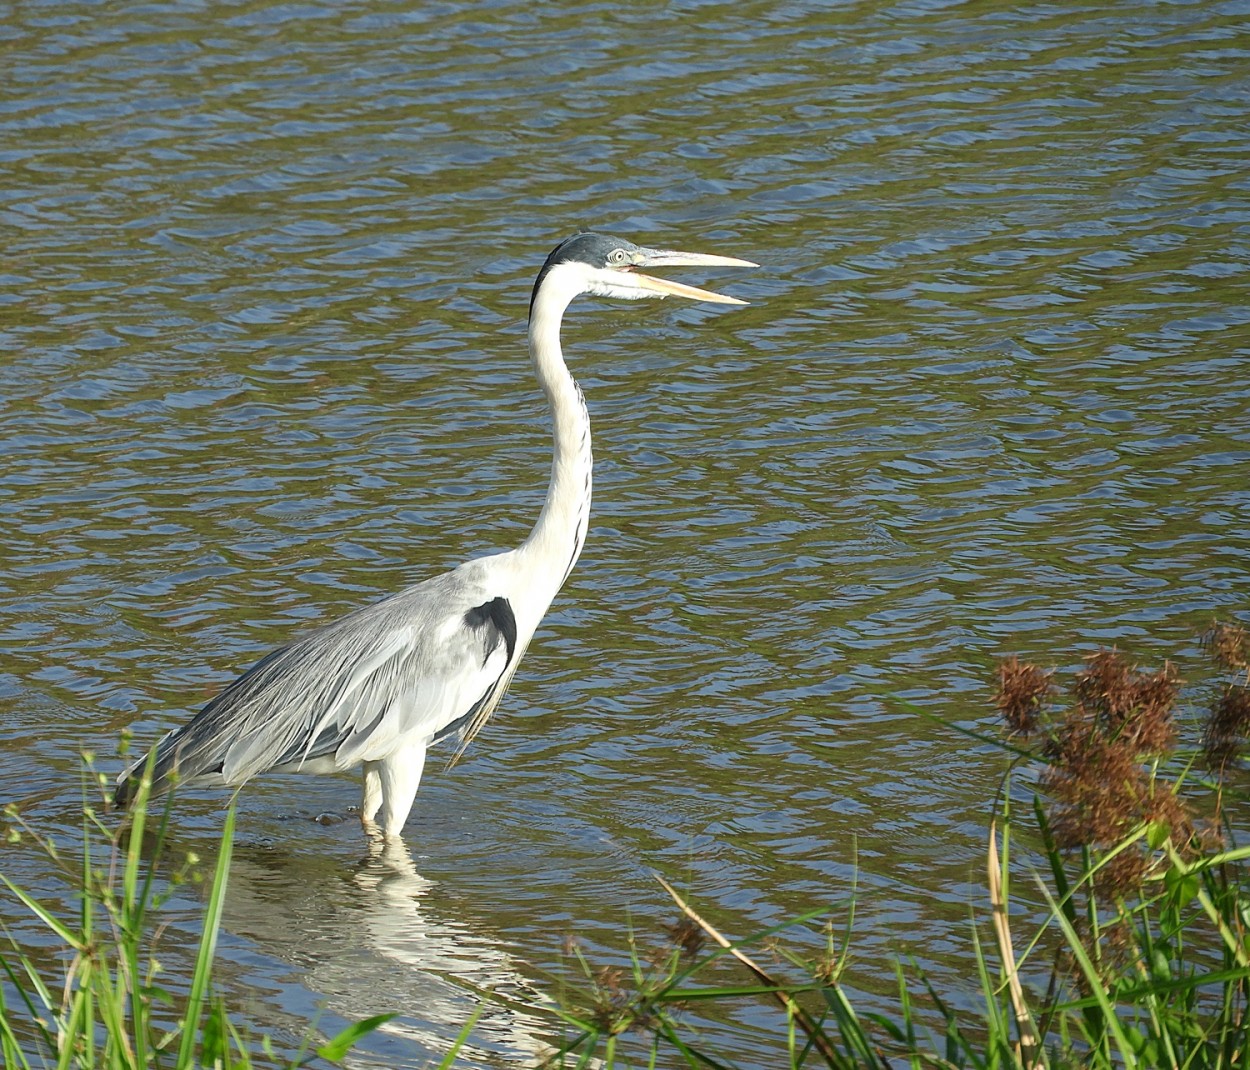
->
[115,572,518,802]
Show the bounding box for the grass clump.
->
[523,628,1250,1068]
[0,752,397,1069]
[3,624,1248,1068]
[983,638,1250,1069]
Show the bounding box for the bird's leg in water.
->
[361,761,384,831]
[378,742,427,839]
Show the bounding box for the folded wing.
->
[115,577,518,803]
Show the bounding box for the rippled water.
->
[3,0,1249,1064]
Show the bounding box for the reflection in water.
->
[222,837,555,1067]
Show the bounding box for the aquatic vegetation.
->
[2,625,1247,1067]
[0,756,417,1069]
[525,631,1250,1068]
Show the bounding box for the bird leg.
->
[360,761,384,831]
[377,742,427,839]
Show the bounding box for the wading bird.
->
[115,233,755,838]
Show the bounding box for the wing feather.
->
[116,568,522,801]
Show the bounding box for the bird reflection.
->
[217,834,555,1067]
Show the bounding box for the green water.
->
[2,0,1248,1063]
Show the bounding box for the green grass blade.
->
[915,968,983,1070]
[903,702,1036,761]
[819,982,882,1068]
[661,983,828,1001]
[1034,876,1138,1068]
[315,1012,398,1063]
[176,803,236,1068]
[0,929,58,1052]
[0,875,85,952]
[55,985,91,1070]
[969,921,1008,1058]
[891,959,920,1069]
[433,1005,484,1069]
[655,1016,734,1069]
[1032,797,1076,928]
[0,980,34,1070]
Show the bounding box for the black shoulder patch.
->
[465,596,517,664]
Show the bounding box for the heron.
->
[114,232,756,838]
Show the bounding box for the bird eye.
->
[609,249,628,265]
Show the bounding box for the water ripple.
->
[2,0,1248,1063]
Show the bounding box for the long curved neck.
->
[516,270,593,597]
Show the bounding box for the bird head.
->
[530,232,756,315]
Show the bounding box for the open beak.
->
[629,248,758,305]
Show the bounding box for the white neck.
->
[514,265,594,604]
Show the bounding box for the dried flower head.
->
[1204,684,1250,774]
[1104,917,1135,960]
[1097,851,1150,900]
[813,948,839,985]
[588,967,636,1033]
[664,916,706,961]
[1043,712,1149,851]
[1203,621,1249,673]
[1072,650,1179,757]
[1045,716,1191,843]
[1195,818,1226,854]
[1143,781,1195,848]
[1035,649,1198,896]
[994,656,1052,736]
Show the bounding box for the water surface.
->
[2,0,1248,1064]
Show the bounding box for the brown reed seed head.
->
[1042,713,1150,850]
[588,966,632,1031]
[1098,851,1151,900]
[1204,684,1250,773]
[1143,781,1194,845]
[1043,720,1195,888]
[994,655,1053,736]
[1072,650,1179,757]
[1093,808,1203,898]
[1202,621,1249,673]
[1195,817,1226,853]
[664,916,706,961]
